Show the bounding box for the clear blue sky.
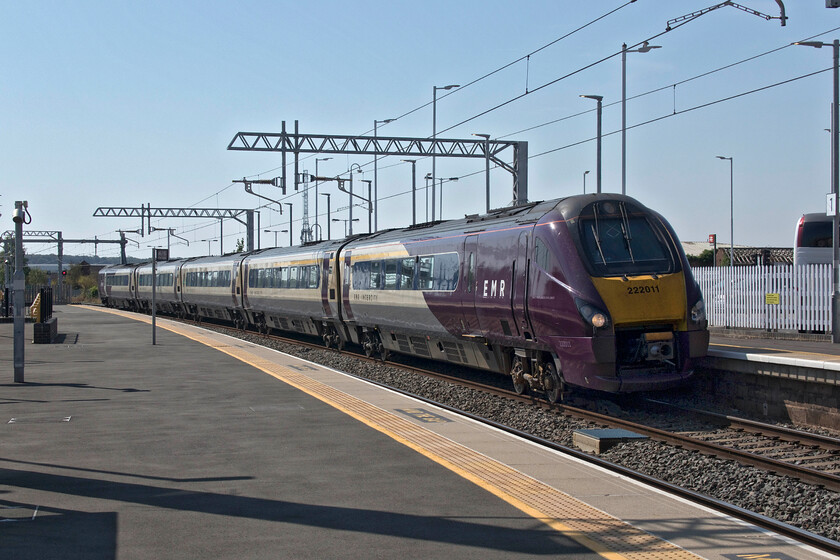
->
[2,1,839,260]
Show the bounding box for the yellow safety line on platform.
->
[89,307,702,560]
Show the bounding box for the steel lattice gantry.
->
[2,230,131,267]
[92,206,256,252]
[227,129,529,218]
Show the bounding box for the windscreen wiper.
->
[591,205,607,265]
[618,202,636,263]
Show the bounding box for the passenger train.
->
[99,194,709,402]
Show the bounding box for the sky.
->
[2,0,840,261]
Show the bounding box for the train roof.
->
[340,193,653,249]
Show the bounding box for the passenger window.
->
[352,261,370,290]
[369,261,382,289]
[400,258,416,290]
[418,257,434,290]
[384,260,398,290]
[433,253,459,291]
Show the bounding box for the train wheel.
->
[543,361,565,404]
[510,357,527,395]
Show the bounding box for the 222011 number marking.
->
[627,285,660,295]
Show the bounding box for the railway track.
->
[199,318,840,493]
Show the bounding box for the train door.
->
[321,251,338,319]
[341,251,354,323]
[232,261,242,308]
[460,235,480,335]
[511,231,534,340]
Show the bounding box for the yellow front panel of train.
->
[591,272,686,327]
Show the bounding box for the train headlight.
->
[575,298,610,329]
[690,298,706,324]
[591,312,608,328]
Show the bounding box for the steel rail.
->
[647,399,840,452]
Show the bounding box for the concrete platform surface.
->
[0,305,833,559]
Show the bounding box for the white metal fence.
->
[692,264,832,332]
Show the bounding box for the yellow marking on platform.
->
[88,306,702,560]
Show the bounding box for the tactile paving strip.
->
[93,307,702,560]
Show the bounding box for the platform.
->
[0,305,833,559]
[708,335,840,384]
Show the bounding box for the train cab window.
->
[384,260,398,290]
[400,258,416,290]
[577,201,675,276]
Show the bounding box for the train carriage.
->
[179,255,243,326]
[240,242,344,338]
[134,259,185,316]
[341,228,477,361]
[98,263,140,310]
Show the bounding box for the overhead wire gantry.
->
[92,205,257,253]
[228,122,528,243]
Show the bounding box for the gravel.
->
[226,329,840,544]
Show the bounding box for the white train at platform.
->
[99,194,709,402]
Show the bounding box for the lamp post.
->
[321,193,331,240]
[374,119,394,232]
[284,203,293,247]
[716,155,734,329]
[439,177,459,219]
[795,39,840,343]
[315,157,331,241]
[332,218,359,237]
[402,159,417,225]
[473,133,491,212]
[424,173,432,221]
[360,179,373,233]
[200,238,217,256]
[349,163,363,235]
[580,95,603,193]
[264,228,283,247]
[583,170,590,194]
[432,84,459,221]
[622,41,660,196]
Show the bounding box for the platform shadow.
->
[0,466,580,555]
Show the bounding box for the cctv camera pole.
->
[13,201,26,382]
